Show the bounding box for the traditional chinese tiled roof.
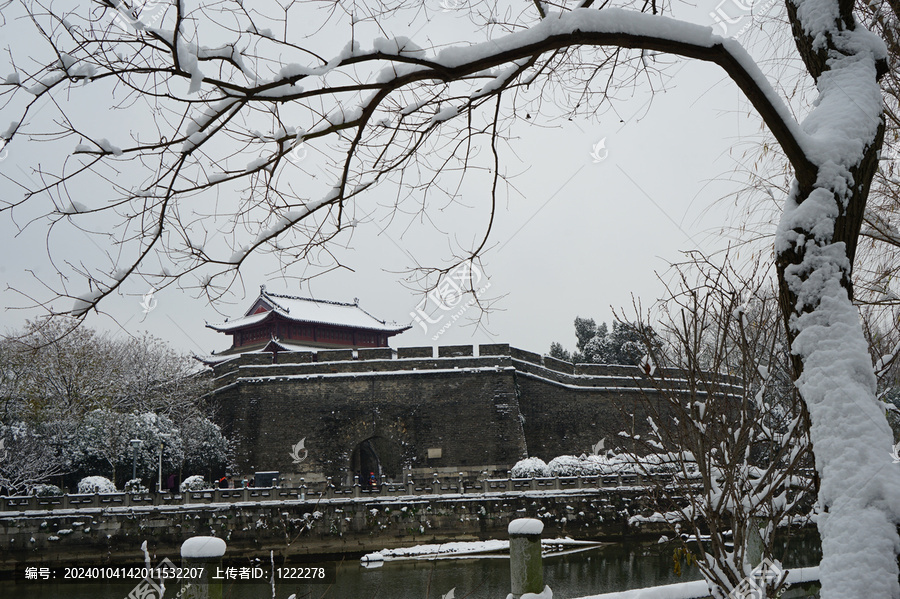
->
[206,288,410,334]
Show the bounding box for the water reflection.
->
[2,532,822,599]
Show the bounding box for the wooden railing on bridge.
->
[0,472,673,513]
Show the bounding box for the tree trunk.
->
[775,1,900,595]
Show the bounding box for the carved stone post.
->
[508,518,544,599]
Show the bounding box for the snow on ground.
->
[573,566,819,599]
[361,539,508,562]
[513,586,553,599]
[360,537,600,562]
[627,511,683,526]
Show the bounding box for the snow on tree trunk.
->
[776,0,900,595]
[780,244,900,597]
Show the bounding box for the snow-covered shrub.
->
[510,457,550,478]
[32,484,63,497]
[587,454,620,473]
[180,475,208,492]
[78,476,116,494]
[599,452,693,475]
[548,455,587,476]
[547,455,615,476]
[124,478,149,494]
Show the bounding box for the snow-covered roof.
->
[258,338,334,353]
[193,338,364,366]
[206,288,410,334]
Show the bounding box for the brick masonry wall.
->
[514,369,666,461]
[215,354,528,482]
[210,346,712,482]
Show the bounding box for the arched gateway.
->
[350,437,402,487]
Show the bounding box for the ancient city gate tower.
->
[201,290,725,485]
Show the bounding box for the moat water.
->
[3,534,821,599]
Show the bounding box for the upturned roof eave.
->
[207,310,411,334]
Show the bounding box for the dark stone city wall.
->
[512,363,672,461]
[213,351,528,482]
[0,490,668,570]
[210,344,741,483]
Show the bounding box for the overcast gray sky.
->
[0,0,794,357]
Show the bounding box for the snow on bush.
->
[32,484,63,497]
[78,476,116,494]
[124,478,149,494]
[547,455,603,476]
[511,457,550,478]
[545,452,696,477]
[180,475,208,492]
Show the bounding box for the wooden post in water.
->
[509,518,544,599]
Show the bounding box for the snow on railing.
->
[0,472,670,513]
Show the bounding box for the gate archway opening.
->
[350,436,401,488]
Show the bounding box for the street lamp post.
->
[130,439,143,482]
[158,433,171,493]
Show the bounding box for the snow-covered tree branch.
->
[2,1,814,314]
[625,253,814,598]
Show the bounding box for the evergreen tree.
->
[548,342,571,363]
[551,317,651,365]
[574,317,599,357]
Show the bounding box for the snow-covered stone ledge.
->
[0,473,672,513]
[572,566,820,599]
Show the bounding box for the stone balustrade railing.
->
[0,472,667,513]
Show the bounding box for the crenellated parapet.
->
[208,343,742,395]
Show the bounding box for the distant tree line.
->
[0,318,228,494]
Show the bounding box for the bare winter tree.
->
[2,318,208,420]
[2,0,899,595]
[622,253,814,597]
